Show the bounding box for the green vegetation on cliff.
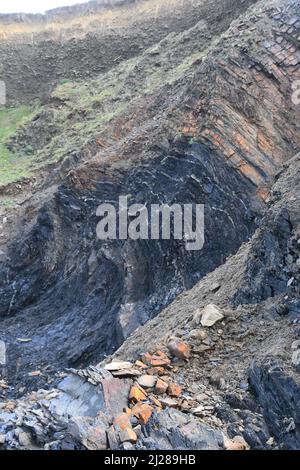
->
[0,104,40,186]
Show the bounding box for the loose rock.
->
[155,378,168,395]
[137,375,157,389]
[119,428,137,444]
[167,339,190,360]
[104,361,133,371]
[160,397,178,409]
[167,383,182,398]
[129,385,147,403]
[0,340,6,366]
[200,304,224,327]
[131,403,154,425]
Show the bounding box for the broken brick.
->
[155,378,169,395]
[147,367,165,376]
[167,339,190,360]
[131,402,154,425]
[129,384,147,403]
[114,412,131,431]
[141,352,171,367]
[167,383,182,398]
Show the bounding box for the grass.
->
[0,12,221,186]
[0,104,40,186]
[0,0,191,39]
[0,198,15,208]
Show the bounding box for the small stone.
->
[18,431,32,447]
[291,340,300,350]
[5,401,16,411]
[210,282,221,292]
[107,426,119,450]
[114,413,131,431]
[129,385,147,403]
[224,435,249,450]
[141,352,171,367]
[193,345,212,354]
[159,397,178,409]
[240,381,249,391]
[167,339,190,360]
[0,340,6,366]
[16,338,32,343]
[155,378,168,395]
[192,405,205,416]
[188,329,208,341]
[119,428,137,444]
[209,370,226,390]
[147,367,165,376]
[292,349,300,366]
[135,360,147,369]
[0,380,8,389]
[0,434,6,445]
[133,424,142,438]
[131,403,154,425]
[137,375,157,389]
[195,393,209,402]
[266,437,274,446]
[111,368,141,378]
[167,383,182,398]
[28,371,41,377]
[104,361,133,371]
[200,304,224,327]
[122,442,134,450]
[150,395,162,408]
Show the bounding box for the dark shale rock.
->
[249,357,300,450]
[50,369,131,419]
[0,144,256,388]
[136,408,224,450]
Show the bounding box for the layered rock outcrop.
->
[0,0,299,451]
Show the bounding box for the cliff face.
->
[0,0,299,452]
[0,1,136,24]
[0,0,257,105]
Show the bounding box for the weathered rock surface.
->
[249,358,300,449]
[136,408,224,450]
[0,0,256,105]
[0,0,299,452]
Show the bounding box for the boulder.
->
[50,368,131,419]
[67,415,108,450]
[200,304,224,327]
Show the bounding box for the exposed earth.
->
[0,0,300,451]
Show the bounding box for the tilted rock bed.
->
[0,0,300,450]
[0,144,257,391]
